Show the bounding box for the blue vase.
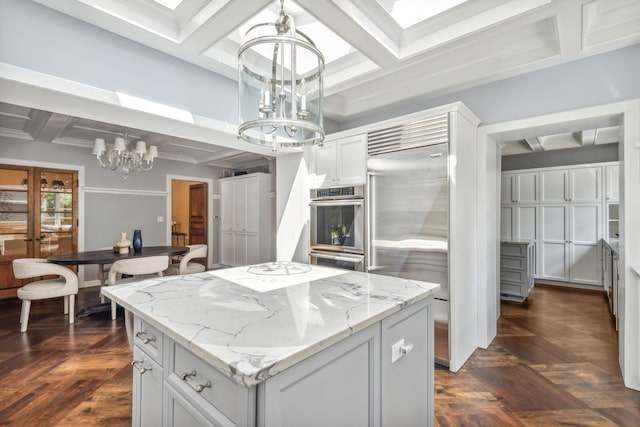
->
[133,229,143,253]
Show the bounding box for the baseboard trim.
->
[535,279,604,292]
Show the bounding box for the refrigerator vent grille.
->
[367,113,449,156]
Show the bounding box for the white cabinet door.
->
[501,174,514,204]
[515,172,538,203]
[221,231,234,266]
[541,170,567,202]
[132,347,163,427]
[234,178,248,232]
[500,206,514,240]
[220,180,234,232]
[569,167,601,202]
[245,177,259,233]
[540,204,569,281]
[568,204,601,285]
[515,204,538,275]
[336,135,366,185]
[312,141,337,187]
[233,233,246,266]
[381,300,431,427]
[245,233,259,265]
[605,164,619,202]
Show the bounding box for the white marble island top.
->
[101,262,440,387]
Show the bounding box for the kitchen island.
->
[101,262,440,427]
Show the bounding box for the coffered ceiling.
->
[3,0,639,167]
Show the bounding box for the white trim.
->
[503,160,620,175]
[166,174,215,269]
[478,98,640,391]
[83,186,168,197]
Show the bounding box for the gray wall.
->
[1,136,224,266]
[339,44,640,130]
[502,144,619,171]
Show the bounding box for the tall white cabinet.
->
[501,164,609,288]
[220,173,273,267]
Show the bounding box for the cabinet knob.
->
[131,359,151,374]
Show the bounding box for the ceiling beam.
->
[296,0,399,68]
[524,137,545,152]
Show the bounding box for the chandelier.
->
[92,129,158,179]
[237,0,325,151]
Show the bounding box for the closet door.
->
[568,204,601,285]
[540,204,569,281]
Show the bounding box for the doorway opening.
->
[170,178,209,268]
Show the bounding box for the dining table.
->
[48,245,189,317]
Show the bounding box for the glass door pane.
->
[0,167,30,258]
[37,170,75,257]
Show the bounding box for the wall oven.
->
[310,185,365,270]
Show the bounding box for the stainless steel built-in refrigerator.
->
[367,140,450,366]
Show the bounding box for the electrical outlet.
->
[157,216,164,222]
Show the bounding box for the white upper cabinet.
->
[605,164,620,202]
[541,170,568,203]
[569,167,601,202]
[311,134,366,188]
[502,172,538,204]
[541,166,601,203]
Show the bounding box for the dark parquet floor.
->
[0,284,638,426]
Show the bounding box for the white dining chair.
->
[12,258,79,332]
[163,244,207,275]
[106,255,169,321]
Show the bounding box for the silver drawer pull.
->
[195,381,212,393]
[181,370,196,381]
[181,370,212,393]
[135,330,156,344]
[131,359,152,374]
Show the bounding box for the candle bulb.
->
[299,79,307,111]
[264,79,271,107]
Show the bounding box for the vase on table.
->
[116,232,130,254]
[133,229,143,253]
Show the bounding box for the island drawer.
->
[133,317,164,363]
[167,341,254,426]
[500,256,527,271]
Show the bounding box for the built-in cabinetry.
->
[310,134,366,188]
[500,172,539,274]
[501,163,617,288]
[601,239,619,330]
[220,173,272,267]
[604,164,619,240]
[0,164,78,299]
[129,298,433,427]
[500,241,535,301]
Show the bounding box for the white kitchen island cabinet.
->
[102,263,439,427]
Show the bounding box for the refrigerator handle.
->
[366,172,381,271]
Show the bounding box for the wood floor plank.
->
[467,364,588,413]
[1,283,638,426]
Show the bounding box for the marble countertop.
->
[101,262,440,387]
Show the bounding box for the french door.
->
[0,164,78,298]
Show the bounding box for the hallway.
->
[435,284,640,426]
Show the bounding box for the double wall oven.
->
[309,185,365,271]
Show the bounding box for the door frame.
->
[166,174,214,269]
[478,99,640,391]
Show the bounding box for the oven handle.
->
[311,251,364,263]
[309,199,364,207]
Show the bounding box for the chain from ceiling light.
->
[237,0,325,151]
[92,129,158,179]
